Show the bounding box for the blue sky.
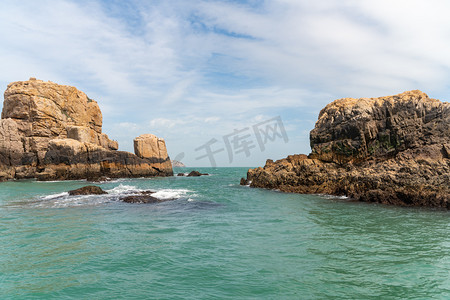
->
[1,0,449,166]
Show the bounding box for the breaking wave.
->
[25,184,195,208]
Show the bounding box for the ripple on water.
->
[0,169,449,299]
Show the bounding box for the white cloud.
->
[1,0,450,166]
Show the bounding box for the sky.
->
[1,0,450,167]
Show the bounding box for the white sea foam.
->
[151,189,191,200]
[33,194,111,208]
[320,194,349,200]
[29,184,195,208]
[106,184,141,194]
[42,192,69,200]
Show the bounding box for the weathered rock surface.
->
[134,134,172,174]
[244,91,450,209]
[68,186,107,195]
[0,78,173,181]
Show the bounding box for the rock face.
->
[133,134,172,173]
[244,91,450,209]
[0,78,173,181]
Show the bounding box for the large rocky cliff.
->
[0,78,173,180]
[243,90,449,208]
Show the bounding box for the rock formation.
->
[187,171,209,177]
[133,134,172,173]
[68,186,108,195]
[243,90,450,209]
[0,78,173,181]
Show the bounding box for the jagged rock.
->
[177,173,185,176]
[240,177,248,185]
[133,134,172,173]
[0,78,173,181]
[68,186,107,195]
[244,91,450,209]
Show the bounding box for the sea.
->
[0,167,449,299]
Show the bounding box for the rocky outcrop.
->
[0,78,173,180]
[133,134,172,173]
[243,91,450,209]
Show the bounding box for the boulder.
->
[121,190,170,204]
[68,186,108,195]
[244,91,450,209]
[186,171,209,177]
[121,195,160,204]
[134,134,172,173]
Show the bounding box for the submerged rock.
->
[0,78,173,181]
[121,190,172,204]
[187,171,208,177]
[68,186,108,196]
[177,173,185,176]
[243,90,450,209]
[121,195,161,204]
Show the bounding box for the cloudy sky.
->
[1,0,449,166]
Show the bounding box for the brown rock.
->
[309,90,449,164]
[68,185,107,195]
[246,91,450,209]
[134,134,172,173]
[0,78,173,180]
[0,119,23,166]
[134,134,168,159]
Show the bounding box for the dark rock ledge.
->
[241,90,450,209]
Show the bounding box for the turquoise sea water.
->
[0,167,449,299]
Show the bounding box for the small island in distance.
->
[171,160,186,167]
